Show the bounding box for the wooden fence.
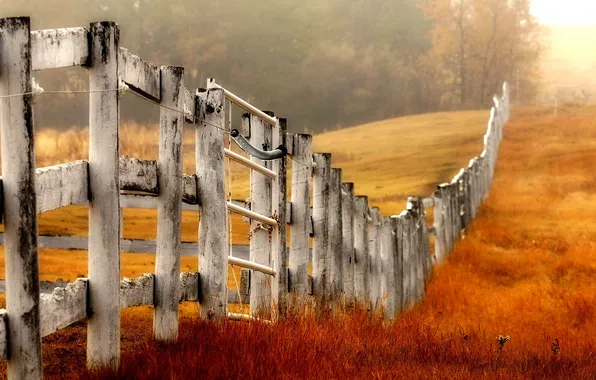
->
[0,17,509,378]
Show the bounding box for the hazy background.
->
[1,0,594,133]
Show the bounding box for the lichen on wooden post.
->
[154,66,184,341]
[289,134,312,297]
[312,153,331,296]
[0,16,43,379]
[197,82,228,319]
[87,20,121,370]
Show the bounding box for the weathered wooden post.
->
[407,198,423,302]
[419,199,433,290]
[197,82,228,319]
[380,216,398,319]
[341,183,355,302]
[353,196,369,304]
[0,16,43,379]
[399,210,413,308]
[328,168,343,294]
[154,66,183,341]
[87,21,121,370]
[368,207,381,309]
[246,112,273,316]
[433,190,446,265]
[289,134,312,296]
[271,117,288,317]
[312,153,331,295]
[391,215,404,313]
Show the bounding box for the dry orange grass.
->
[2,104,595,378]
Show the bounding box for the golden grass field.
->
[2,103,596,378]
[0,109,490,283]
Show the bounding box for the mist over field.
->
[1,0,556,133]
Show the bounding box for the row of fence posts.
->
[0,16,509,379]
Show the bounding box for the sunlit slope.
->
[313,110,491,213]
[0,109,491,281]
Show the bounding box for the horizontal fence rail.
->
[0,16,509,377]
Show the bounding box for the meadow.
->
[1,104,596,378]
[0,109,490,283]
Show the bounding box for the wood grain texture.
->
[31,27,89,70]
[0,17,43,379]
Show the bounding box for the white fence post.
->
[154,66,184,341]
[271,117,288,317]
[289,134,312,296]
[328,168,343,295]
[197,83,228,319]
[353,196,369,304]
[247,112,273,316]
[341,183,355,302]
[87,21,121,370]
[312,153,331,295]
[0,16,43,379]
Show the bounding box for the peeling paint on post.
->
[289,134,312,296]
[197,83,228,319]
[271,117,288,317]
[353,196,369,303]
[328,168,343,295]
[154,66,183,341]
[312,153,331,295]
[0,16,43,380]
[246,112,273,317]
[87,21,121,370]
[341,183,355,302]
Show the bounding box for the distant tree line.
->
[3,0,543,132]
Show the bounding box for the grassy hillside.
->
[5,103,596,378]
[0,109,491,283]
